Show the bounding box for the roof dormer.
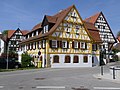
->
[42,15,57,34]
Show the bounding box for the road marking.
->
[0,86,4,88]
[94,87,120,90]
[36,86,65,89]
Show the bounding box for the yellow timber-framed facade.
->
[19,5,102,68]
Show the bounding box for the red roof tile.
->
[32,23,42,31]
[84,12,101,24]
[8,30,16,38]
[22,30,29,35]
[84,21,102,43]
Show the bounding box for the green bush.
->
[21,53,34,68]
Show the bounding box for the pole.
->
[6,44,9,69]
[113,67,115,79]
[101,66,103,75]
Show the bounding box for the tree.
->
[117,31,120,37]
[21,53,34,68]
[2,30,8,35]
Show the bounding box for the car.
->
[0,58,21,69]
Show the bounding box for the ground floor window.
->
[73,55,79,63]
[83,56,88,63]
[53,55,59,63]
[65,55,71,63]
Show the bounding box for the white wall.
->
[92,55,100,66]
[0,39,5,56]
[50,54,92,68]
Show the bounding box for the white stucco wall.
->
[0,39,5,56]
[92,55,100,66]
[50,54,92,68]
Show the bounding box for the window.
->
[65,55,71,63]
[43,25,49,33]
[71,12,76,18]
[76,25,79,35]
[42,40,46,48]
[62,41,67,48]
[74,41,78,48]
[16,35,20,39]
[98,25,100,28]
[92,44,97,51]
[53,55,59,63]
[66,24,71,33]
[73,55,79,63]
[103,26,105,29]
[80,42,87,49]
[83,56,88,63]
[33,42,36,49]
[52,40,57,48]
[37,41,41,49]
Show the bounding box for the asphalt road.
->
[0,64,120,90]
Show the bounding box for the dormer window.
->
[43,25,49,33]
[71,12,76,18]
[36,31,38,35]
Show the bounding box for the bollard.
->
[101,66,103,75]
[113,67,115,79]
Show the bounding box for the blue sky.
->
[0,0,120,36]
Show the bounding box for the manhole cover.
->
[18,86,24,89]
[72,86,89,90]
[35,78,45,80]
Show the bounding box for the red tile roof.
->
[84,21,102,43]
[8,30,16,38]
[46,15,57,23]
[32,23,42,31]
[21,5,74,43]
[84,12,101,24]
[22,30,29,35]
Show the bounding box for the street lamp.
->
[6,43,9,69]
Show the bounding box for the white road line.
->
[94,87,120,90]
[36,86,65,89]
[0,86,4,88]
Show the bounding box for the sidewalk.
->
[94,73,120,84]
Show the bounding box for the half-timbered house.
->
[19,5,102,68]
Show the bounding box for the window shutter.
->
[57,41,59,48]
[85,43,87,49]
[78,42,80,48]
[49,40,52,48]
[37,42,39,49]
[72,41,74,48]
[60,41,62,48]
[96,44,98,50]
[67,41,69,48]
[31,43,33,50]
[35,42,36,49]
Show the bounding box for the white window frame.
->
[38,41,41,48]
[92,44,97,51]
[74,41,78,48]
[52,40,57,48]
[43,25,49,33]
[42,40,46,48]
[62,41,67,48]
[30,43,32,50]
[80,42,85,49]
[33,42,35,49]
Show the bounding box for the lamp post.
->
[6,43,9,69]
[100,34,107,75]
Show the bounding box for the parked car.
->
[0,58,21,69]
